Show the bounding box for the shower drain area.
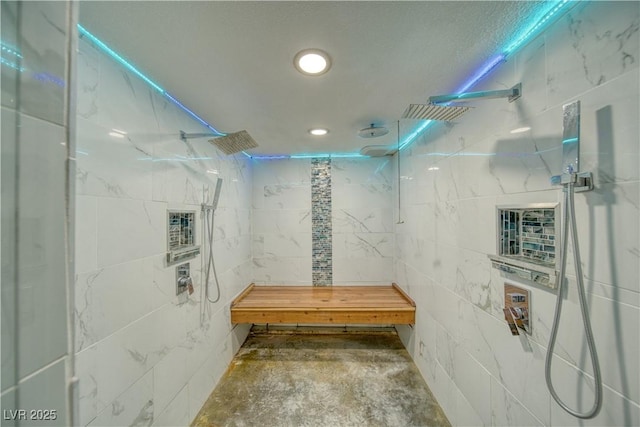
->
[192,330,450,427]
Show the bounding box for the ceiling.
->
[79,1,546,156]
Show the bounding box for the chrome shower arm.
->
[180,130,219,142]
[429,83,522,104]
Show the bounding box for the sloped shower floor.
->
[192,328,450,427]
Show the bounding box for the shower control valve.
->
[176,263,193,296]
[178,276,192,291]
[503,284,531,336]
[550,171,593,192]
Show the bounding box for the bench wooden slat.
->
[231,284,415,325]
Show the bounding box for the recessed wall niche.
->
[166,210,200,265]
[489,203,559,289]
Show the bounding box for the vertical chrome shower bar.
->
[551,101,593,191]
[561,101,580,174]
[396,120,404,224]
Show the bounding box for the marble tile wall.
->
[252,158,313,284]
[332,158,395,284]
[74,34,252,426]
[1,1,75,425]
[252,157,394,286]
[395,2,639,426]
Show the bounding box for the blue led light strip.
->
[77,24,225,137]
[1,41,25,71]
[1,43,23,58]
[397,0,576,152]
[246,153,365,160]
[455,54,506,96]
[77,0,574,159]
[504,0,572,55]
[291,153,364,159]
[0,56,24,72]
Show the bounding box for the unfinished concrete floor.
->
[192,328,450,427]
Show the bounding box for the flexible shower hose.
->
[203,206,221,304]
[545,180,602,419]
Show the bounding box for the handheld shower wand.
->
[546,101,601,419]
[201,179,223,304]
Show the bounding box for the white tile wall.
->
[1,2,68,124]
[251,159,313,284]
[332,158,394,285]
[395,2,640,426]
[1,1,74,425]
[67,2,639,426]
[251,157,394,285]
[74,34,252,426]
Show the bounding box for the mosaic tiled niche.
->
[498,206,557,266]
[311,158,332,286]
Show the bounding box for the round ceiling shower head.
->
[357,123,389,139]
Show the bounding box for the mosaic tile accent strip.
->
[311,158,332,286]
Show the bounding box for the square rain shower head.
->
[209,130,258,155]
[402,104,471,121]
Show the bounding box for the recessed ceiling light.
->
[309,128,329,136]
[294,49,331,76]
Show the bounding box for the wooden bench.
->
[230,283,415,325]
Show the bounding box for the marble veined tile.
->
[515,36,548,116]
[261,183,311,210]
[75,196,98,274]
[253,209,311,234]
[75,257,160,351]
[332,208,393,233]
[252,256,312,284]
[548,353,640,427]
[251,158,311,184]
[76,117,154,200]
[574,182,639,294]
[153,386,190,427]
[75,346,98,426]
[151,138,224,205]
[537,274,640,404]
[332,257,394,284]
[96,198,165,268]
[333,232,394,259]
[13,1,68,125]
[93,305,183,412]
[490,377,544,427]
[89,370,154,427]
[332,183,392,210]
[575,68,639,185]
[153,346,189,418]
[546,1,639,108]
[15,114,67,379]
[331,157,392,186]
[262,232,312,258]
